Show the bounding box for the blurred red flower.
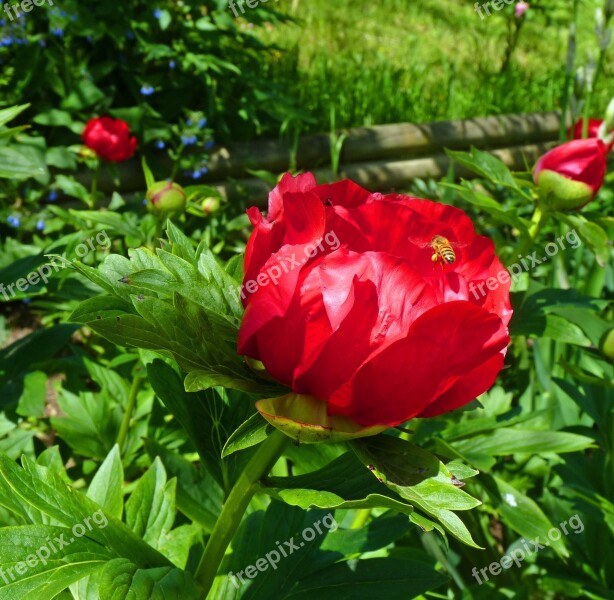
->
[533,138,608,209]
[238,173,512,428]
[82,116,138,162]
[569,118,604,140]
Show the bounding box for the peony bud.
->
[82,116,137,162]
[601,329,614,361]
[515,2,529,18]
[533,138,608,210]
[146,181,187,214]
[569,118,605,140]
[201,196,221,215]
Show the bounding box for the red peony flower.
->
[533,138,608,210]
[569,118,604,140]
[82,116,138,162]
[238,173,512,430]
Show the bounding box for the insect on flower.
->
[409,234,468,269]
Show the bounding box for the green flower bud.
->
[600,328,614,361]
[146,181,186,214]
[201,196,221,215]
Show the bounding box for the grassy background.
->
[259,0,611,132]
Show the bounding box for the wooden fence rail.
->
[79,112,563,200]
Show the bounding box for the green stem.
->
[513,205,548,261]
[350,509,372,530]
[117,376,143,452]
[195,430,290,596]
[89,160,101,209]
[584,258,606,298]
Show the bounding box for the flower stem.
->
[195,430,289,596]
[117,375,143,453]
[513,204,548,261]
[89,160,101,209]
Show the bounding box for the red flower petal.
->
[327,301,510,427]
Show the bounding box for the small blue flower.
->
[181,134,198,146]
[155,140,166,150]
[0,19,5,26]
[59,10,67,17]
[142,198,148,206]
[36,219,45,231]
[22,298,31,305]
[191,169,203,180]
[186,118,193,126]
[198,117,207,129]
[86,35,93,43]
[51,27,64,37]
[140,84,155,96]
[1,37,14,46]
[205,139,215,150]
[39,39,47,47]
[153,8,163,19]
[48,190,58,201]
[7,215,20,228]
[169,59,176,69]
[125,30,135,40]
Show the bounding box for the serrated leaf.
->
[97,558,198,600]
[125,459,175,551]
[0,525,109,600]
[87,446,124,520]
[351,435,482,547]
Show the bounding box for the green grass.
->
[258,0,612,132]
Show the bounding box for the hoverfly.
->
[409,234,468,269]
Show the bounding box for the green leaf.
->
[16,371,47,418]
[143,438,223,533]
[288,558,448,599]
[0,147,46,180]
[125,458,176,551]
[51,389,121,459]
[351,435,482,547]
[446,147,528,197]
[452,428,596,459]
[97,559,199,600]
[265,452,445,538]
[442,182,529,235]
[211,501,446,599]
[0,454,169,568]
[87,446,124,520]
[33,109,74,128]
[0,525,109,600]
[487,476,569,558]
[0,104,29,127]
[184,370,269,394]
[142,157,155,189]
[222,413,272,458]
[557,213,609,266]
